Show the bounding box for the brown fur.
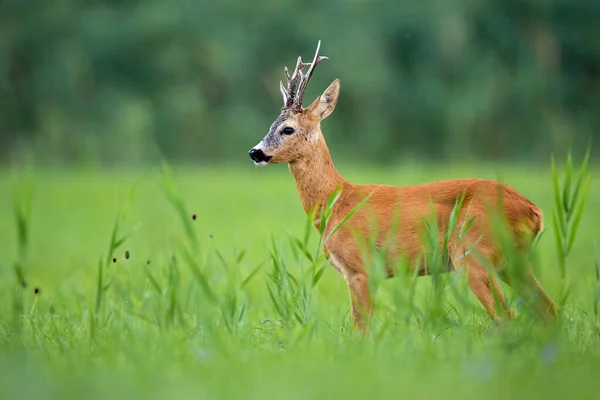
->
[251,75,558,332]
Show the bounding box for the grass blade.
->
[323,192,373,245]
[567,174,591,253]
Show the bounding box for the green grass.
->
[1,160,600,399]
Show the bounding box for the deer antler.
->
[280,57,310,108]
[279,40,328,110]
[294,40,328,109]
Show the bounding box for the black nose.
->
[249,148,271,163]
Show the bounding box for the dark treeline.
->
[1,0,599,167]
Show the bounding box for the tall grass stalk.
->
[9,170,34,341]
[159,164,262,351]
[90,185,141,339]
[551,149,591,307]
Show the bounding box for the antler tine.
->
[294,40,328,109]
[279,81,289,105]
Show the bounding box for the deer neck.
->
[288,132,346,219]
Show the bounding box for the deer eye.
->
[281,127,295,135]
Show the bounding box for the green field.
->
[1,161,600,399]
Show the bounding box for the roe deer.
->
[248,40,558,330]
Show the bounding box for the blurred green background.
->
[2,0,598,167]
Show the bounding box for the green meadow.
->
[1,160,600,399]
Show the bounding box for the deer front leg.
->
[329,252,372,332]
[347,272,371,332]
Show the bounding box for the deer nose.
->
[249,148,271,163]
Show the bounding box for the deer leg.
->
[527,271,559,317]
[346,272,371,332]
[503,268,559,318]
[330,252,372,332]
[453,248,514,321]
[467,263,514,321]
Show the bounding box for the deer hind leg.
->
[502,268,559,318]
[452,250,514,322]
[528,271,559,317]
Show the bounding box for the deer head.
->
[249,40,340,165]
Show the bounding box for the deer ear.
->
[306,79,340,121]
